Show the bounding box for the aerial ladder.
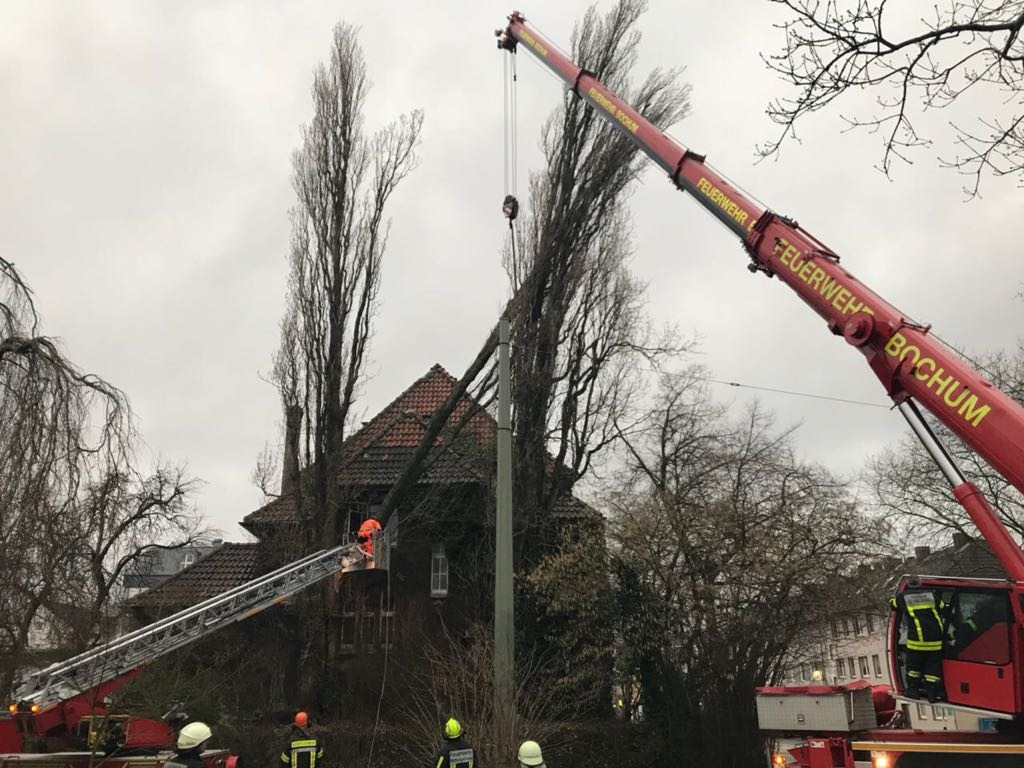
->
[496,10,1024,767]
[3,535,382,760]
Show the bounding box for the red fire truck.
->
[496,10,1024,767]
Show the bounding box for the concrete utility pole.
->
[495,314,515,714]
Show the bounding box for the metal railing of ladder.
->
[15,539,376,710]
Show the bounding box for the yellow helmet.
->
[518,740,544,766]
[443,718,462,739]
[177,722,212,750]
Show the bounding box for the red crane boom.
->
[496,11,1024,583]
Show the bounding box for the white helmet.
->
[177,722,212,750]
[517,741,544,767]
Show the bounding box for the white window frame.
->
[179,551,196,571]
[431,542,449,598]
[340,610,357,653]
[858,656,870,677]
[872,654,883,677]
[836,658,846,678]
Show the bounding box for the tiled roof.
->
[344,364,496,454]
[243,365,493,529]
[126,543,262,610]
[242,363,593,531]
[912,537,1008,580]
[551,494,602,521]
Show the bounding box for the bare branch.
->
[761,0,1024,195]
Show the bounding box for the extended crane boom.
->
[496,11,1024,582]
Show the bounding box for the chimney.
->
[282,405,302,495]
[952,531,971,548]
[914,546,931,562]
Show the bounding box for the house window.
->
[340,611,356,653]
[836,658,846,678]
[916,702,929,719]
[830,620,839,638]
[385,510,398,548]
[865,613,875,633]
[841,617,850,636]
[858,656,869,677]
[848,657,855,678]
[801,663,810,681]
[431,543,449,597]
[932,705,947,721]
[872,654,883,677]
[179,552,196,571]
[361,611,377,653]
[811,662,824,682]
[347,505,370,537]
[852,614,861,635]
[380,610,396,650]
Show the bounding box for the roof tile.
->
[126,543,261,610]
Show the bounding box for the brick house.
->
[127,364,606,715]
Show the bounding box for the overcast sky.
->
[2,1,1020,540]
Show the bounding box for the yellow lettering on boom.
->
[884,333,990,427]
[695,176,752,227]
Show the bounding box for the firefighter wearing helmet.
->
[433,717,474,768]
[280,711,324,768]
[165,722,212,768]
[890,586,946,702]
[357,517,382,558]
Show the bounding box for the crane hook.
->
[502,195,519,221]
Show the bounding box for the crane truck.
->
[496,10,1024,768]
[1,534,383,768]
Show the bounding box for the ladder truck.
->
[496,11,1024,768]
[1,534,383,768]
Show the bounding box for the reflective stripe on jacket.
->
[890,591,944,651]
[434,737,474,768]
[281,735,324,768]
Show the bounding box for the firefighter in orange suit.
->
[357,517,382,557]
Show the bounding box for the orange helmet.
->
[294,712,308,728]
[358,518,382,536]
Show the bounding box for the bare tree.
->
[271,22,423,549]
[760,0,1024,195]
[69,465,205,647]
[0,258,203,695]
[507,0,690,524]
[607,367,876,765]
[398,624,573,768]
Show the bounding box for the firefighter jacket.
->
[280,728,324,768]
[434,737,475,768]
[165,748,208,768]
[890,591,945,652]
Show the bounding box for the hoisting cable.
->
[501,36,520,277]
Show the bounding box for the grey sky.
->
[2,1,1020,539]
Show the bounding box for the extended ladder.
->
[16,540,375,710]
